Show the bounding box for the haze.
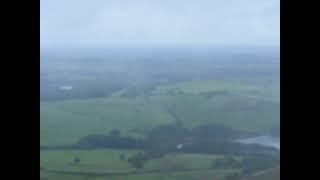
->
[40,0,279,48]
[41,1,280,179]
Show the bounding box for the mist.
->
[41,0,279,48]
[41,1,280,179]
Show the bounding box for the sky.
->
[40,0,280,48]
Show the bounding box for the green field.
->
[41,150,225,173]
[41,78,279,180]
[41,168,236,180]
[41,79,279,146]
[41,149,237,180]
[242,167,280,180]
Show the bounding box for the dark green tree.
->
[73,157,81,164]
[110,129,121,137]
[119,153,126,161]
[127,153,147,170]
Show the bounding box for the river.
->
[235,135,280,150]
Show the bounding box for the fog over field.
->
[40,1,279,180]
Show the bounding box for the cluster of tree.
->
[147,123,255,142]
[145,124,277,157]
[157,157,187,171]
[144,123,257,153]
[73,157,81,164]
[44,124,278,158]
[181,140,279,156]
[146,124,191,154]
[241,155,280,174]
[119,153,126,160]
[75,130,146,149]
[211,156,241,169]
[127,152,187,171]
[191,124,256,140]
[199,90,230,99]
[211,154,279,175]
[127,152,149,170]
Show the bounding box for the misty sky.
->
[40,0,279,47]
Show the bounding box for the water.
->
[59,86,73,91]
[235,135,280,150]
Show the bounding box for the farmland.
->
[40,47,280,180]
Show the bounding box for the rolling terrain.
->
[40,48,280,180]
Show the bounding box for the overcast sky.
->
[40,0,279,48]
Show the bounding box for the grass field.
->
[41,79,279,146]
[242,167,280,180]
[40,78,279,180]
[41,169,237,180]
[41,149,237,180]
